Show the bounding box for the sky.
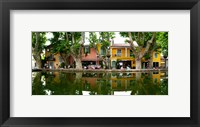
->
[45,32,128,46]
[84,32,127,44]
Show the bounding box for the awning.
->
[117,58,134,61]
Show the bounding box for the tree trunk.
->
[149,51,154,69]
[32,32,42,69]
[33,54,42,69]
[74,58,82,70]
[149,57,153,69]
[102,59,106,69]
[105,57,108,69]
[36,58,42,69]
[128,32,156,70]
[63,58,69,68]
[60,53,69,67]
[136,59,141,69]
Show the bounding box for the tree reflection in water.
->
[32,71,168,95]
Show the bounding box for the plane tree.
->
[88,32,115,69]
[32,32,46,69]
[49,32,85,69]
[120,32,156,69]
[49,32,71,67]
[70,32,85,69]
[144,33,161,69]
[156,32,168,68]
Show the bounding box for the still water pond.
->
[32,71,168,95]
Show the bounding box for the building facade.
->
[43,42,162,69]
[82,44,101,67]
[110,43,161,69]
[110,43,135,69]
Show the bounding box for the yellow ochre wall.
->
[111,48,126,57]
[111,47,135,68]
[152,51,161,66]
[110,47,161,68]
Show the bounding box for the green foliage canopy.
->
[49,32,82,55]
[156,32,168,57]
[32,32,47,53]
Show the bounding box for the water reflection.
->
[32,71,168,95]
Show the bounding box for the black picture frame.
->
[0,0,200,127]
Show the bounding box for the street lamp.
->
[164,55,168,68]
[96,55,99,65]
[106,47,111,69]
[163,50,168,68]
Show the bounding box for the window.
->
[117,49,122,56]
[154,53,158,58]
[84,46,90,54]
[153,62,159,68]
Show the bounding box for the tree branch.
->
[35,32,40,53]
[72,32,75,44]
[78,32,85,57]
[70,46,76,57]
[128,32,137,56]
[139,32,156,59]
[66,32,69,42]
[107,32,110,42]
[142,32,145,44]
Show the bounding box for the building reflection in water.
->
[32,71,168,95]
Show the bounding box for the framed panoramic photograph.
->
[32,31,168,96]
[0,0,200,127]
